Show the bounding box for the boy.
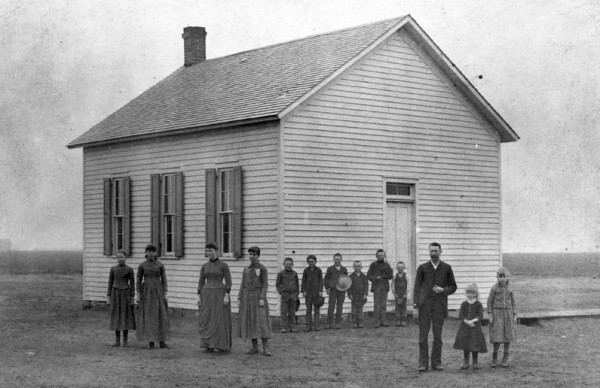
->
[391,261,408,327]
[367,249,393,328]
[348,260,368,328]
[324,253,348,329]
[276,257,300,333]
[301,255,324,332]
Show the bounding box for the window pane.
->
[114,179,122,216]
[116,218,123,250]
[220,170,232,212]
[222,213,231,253]
[386,183,411,196]
[165,215,173,253]
[164,175,171,214]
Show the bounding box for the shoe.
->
[491,352,498,368]
[432,364,444,371]
[473,364,480,370]
[395,323,402,327]
[418,365,427,372]
[334,324,341,330]
[148,342,155,349]
[399,322,406,327]
[112,341,120,347]
[325,324,333,330]
[247,348,260,355]
[280,328,288,333]
[354,324,359,329]
[380,322,389,327]
[205,348,215,353]
[159,342,169,349]
[460,363,469,370]
[373,324,380,328]
[290,327,298,333]
[122,340,128,347]
[501,352,509,367]
[263,350,271,357]
[314,326,320,332]
[303,327,312,332]
[357,324,364,328]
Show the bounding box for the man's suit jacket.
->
[413,260,457,317]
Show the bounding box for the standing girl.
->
[198,242,232,353]
[136,244,170,349]
[107,250,135,347]
[487,267,517,367]
[453,284,487,369]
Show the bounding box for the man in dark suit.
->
[413,242,457,372]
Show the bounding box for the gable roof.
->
[68,16,518,148]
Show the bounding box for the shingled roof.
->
[68,15,518,148]
[68,17,409,148]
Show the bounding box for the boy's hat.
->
[314,295,325,308]
[336,275,352,291]
[466,283,479,296]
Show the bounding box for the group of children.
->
[276,252,518,370]
[275,251,410,333]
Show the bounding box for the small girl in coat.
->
[487,267,517,367]
[453,283,487,370]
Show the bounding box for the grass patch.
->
[0,250,83,275]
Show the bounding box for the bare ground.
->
[1,274,600,387]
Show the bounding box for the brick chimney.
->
[182,26,207,67]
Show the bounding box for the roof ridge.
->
[202,15,409,63]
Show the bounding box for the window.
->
[206,167,242,258]
[385,181,415,202]
[103,177,130,256]
[151,172,184,258]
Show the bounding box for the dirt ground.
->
[2,274,600,387]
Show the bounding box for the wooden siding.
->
[82,123,280,310]
[283,30,502,312]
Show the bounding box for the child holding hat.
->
[453,284,487,370]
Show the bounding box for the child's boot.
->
[247,339,260,354]
[472,352,479,370]
[262,338,271,357]
[122,331,129,347]
[460,350,469,369]
[112,331,120,347]
[304,316,312,332]
[501,352,509,367]
[491,352,498,367]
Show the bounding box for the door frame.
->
[382,177,419,302]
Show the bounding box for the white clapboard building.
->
[68,15,519,314]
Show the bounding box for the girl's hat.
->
[465,283,479,296]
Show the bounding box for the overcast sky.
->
[1,0,598,252]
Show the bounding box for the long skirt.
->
[108,288,136,331]
[489,309,517,343]
[136,282,170,342]
[238,289,271,339]
[453,323,488,352]
[198,288,232,351]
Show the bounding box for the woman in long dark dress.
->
[107,250,135,347]
[197,243,232,352]
[238,246,272,356]
[136,244,170,349]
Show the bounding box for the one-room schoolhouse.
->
[68,15,519,314]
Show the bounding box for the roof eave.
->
[66,115,280,149]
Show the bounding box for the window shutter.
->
[205,169,217,247]
[150,174,161,253]
[174,172,184,258]
[123,177,131,257]
[103,178,112,256]
[232,166,243,259]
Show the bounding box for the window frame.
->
[151,172,184,259]
[206,167,242,259]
